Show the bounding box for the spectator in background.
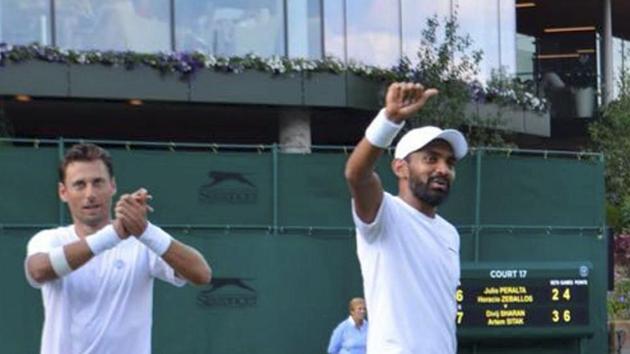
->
[327,297,368,354]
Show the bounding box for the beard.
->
[409,175,450,207]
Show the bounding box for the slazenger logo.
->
[198,171,258,204]
[197,277,257,308]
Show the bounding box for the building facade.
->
[0,0,628,149]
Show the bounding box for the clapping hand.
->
[113,188,153,238]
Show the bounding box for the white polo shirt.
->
[25,225,186,354]
[353,192,460,354]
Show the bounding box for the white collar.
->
[348,316,367,328]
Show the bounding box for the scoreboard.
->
[456,263,592,336]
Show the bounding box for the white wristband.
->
[49,246,73,277]
[365,109,405,148]
[139,223,173,256]
[86,225,122,255]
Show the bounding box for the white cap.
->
[394,126,468,160]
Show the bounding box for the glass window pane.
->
[56,0,171,52]
[613,37,625,99]
[175,1,217,53]
[499,0,516,74]
[401,0,450,62]
[0,0,51,45]
[613,38,630,98]
[346,0,400,67]
[624,40,629,96]
[323,0,344,60]
[288,0,322,59]
[516,33,535,81]
[455,0,500,82]
[175,0,285,57]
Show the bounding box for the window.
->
[346,0,400,67]
[612,37,625,99]
[516,33,535,81]
[176,0,285,57]
[454,0,516,82]
[401,0,450,62]
[499,0,516,74]
[56,0,170,52]
[0,0,50,45]
[323,0,345,60]
[288,0,322,59]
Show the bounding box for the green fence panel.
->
[459,230,477,261]
[476,229,604,262]
[151,229,362,354]
[479,153,604,226]
[275,151,475,228]
[278,152,398,228]
[0,141,608,354]
[0,145,59,224]
[278,153,351,227]
[111,150,274,226]
[440,155,478,226]
[0,228,44,353]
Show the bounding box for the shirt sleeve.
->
[327,321,345,354]
[24,230,58,288]
[351,192,392,243]
[148,251,187,287]
[26,230,57,256]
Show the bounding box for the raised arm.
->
[345,82,438,223]
[344,138,386,224]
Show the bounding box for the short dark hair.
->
[59,143,114,182]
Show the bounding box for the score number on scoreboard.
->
[456,269,589,327]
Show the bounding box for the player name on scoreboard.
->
[456,268,589,328]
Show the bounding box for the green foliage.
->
[399,12,510,147]
[403,13,480,127]
[589,89,630,211]
[608,202,623,232]
[592,65,630,319]
[609,278,630,320]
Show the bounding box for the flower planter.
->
[345,73,384,110]
[478,102,516,128]
[302,72,346,107]
[68,64,189,101]
[523,110,550,137]
[0,60,69,97]
[466,102,550,137]
[189,70,302,105]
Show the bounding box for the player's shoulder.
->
[385,192,408,211]
[29,225,72,244]
[335,317,352,332]
[434,214,459,234]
